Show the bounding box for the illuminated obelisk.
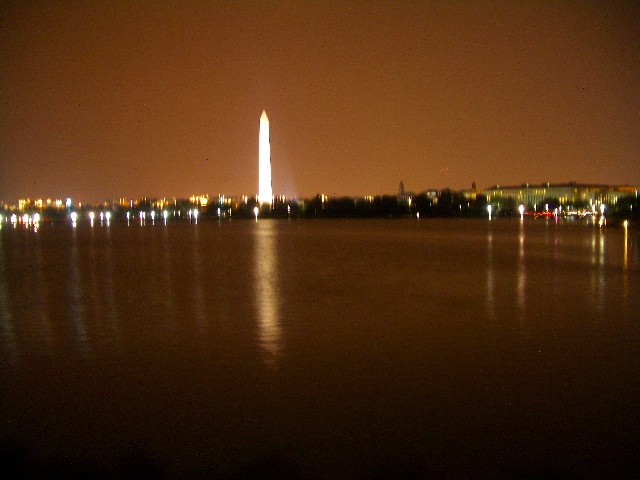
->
[258,110,273,206]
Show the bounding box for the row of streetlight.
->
[486,203,607,221]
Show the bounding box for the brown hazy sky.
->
[1,0,639,204]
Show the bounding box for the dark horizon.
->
[3,180,639,210]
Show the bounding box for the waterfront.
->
[1,218,639,478]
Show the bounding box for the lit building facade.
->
[484,183,638,210]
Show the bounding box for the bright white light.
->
[254,206,259,220]
[105,211,111,220]
[600,204,606,215]
[163,210,168,219]
[33,213,40,223]
[150,211,156,220]
[89,212,95,220]
[22,214,29,223]
[258,111,272,206]
[100,212,104,221]
[487,204,492,220]
[70,212,78,222]
[66,198,72,208]
[11,214,17,223]
[193,209,198,219]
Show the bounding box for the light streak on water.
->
[254,220,282,367]
[517,223,526,313]
[68,227,89,356]
[486,230,494,319]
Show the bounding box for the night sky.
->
[2,1,639,204]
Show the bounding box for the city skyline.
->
[1,1,639,204]
[6,179,637,211]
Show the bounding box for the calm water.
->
[1,218,639,478]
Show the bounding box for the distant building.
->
[484,182,638,210]
[461,181,478,201]
[397,180,414,205]
[397,180,406,203]
[18,198,31,211]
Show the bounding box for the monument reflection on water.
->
[253,220,282,366]
[0,217,638,478]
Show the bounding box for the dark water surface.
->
[1,218,639,478]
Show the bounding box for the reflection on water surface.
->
[254,220,282,366]
[0,219,638,478]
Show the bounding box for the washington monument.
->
[258,110,272,206]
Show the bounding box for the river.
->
[1,218,638,478]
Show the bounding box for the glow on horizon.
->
[258,110,272,206]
